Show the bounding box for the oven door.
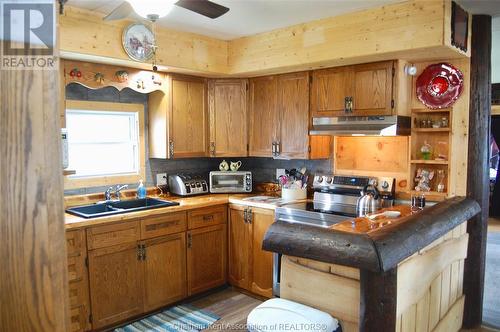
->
[209,171,251,193]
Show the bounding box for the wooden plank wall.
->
[395,223,467,332]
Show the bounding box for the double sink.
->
[66,197,179,219]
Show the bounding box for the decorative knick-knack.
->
[436,170,446,193]
[420,141,432,160]
[94,72,105,85]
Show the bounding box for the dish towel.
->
[115,304,220,332]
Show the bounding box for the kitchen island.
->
[263,197,480,332]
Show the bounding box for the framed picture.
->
[122,23,156,62]
[451,1,469,52]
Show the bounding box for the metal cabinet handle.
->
[142,244,146,261]
[271,142,276,157]
[203,215,214,221]
[344,97,350,113]
[169,140,174,158]
[247,208,252,224]
[276,141,281,156]
[243,208,248,223]
[137,244,142,260]
[187,233,192,248]
[349,97,354,113]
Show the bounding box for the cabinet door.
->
[311,67,352,117]
[228,205,252,290]
[277,72,310,159]
[143,233,187,312]
[248,76,279,157]
[208,79,248,157]
[88,243,143,329]
[351,61,394,116]
[187,224,227,295]
[249,207,274,298]
[170,76,208,158]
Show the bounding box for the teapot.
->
[219,160,229,171]
[230,160,242,171]
[356,184,381,217]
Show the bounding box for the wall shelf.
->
[410,160,449,165]
[412,128,450,133]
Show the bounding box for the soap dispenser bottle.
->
[137,180,146,199]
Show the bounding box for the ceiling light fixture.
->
[126,0,177,22]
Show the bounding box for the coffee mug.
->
[230,160,242,171]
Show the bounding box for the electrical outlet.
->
[156,173,168,186]
[276,168,286,180]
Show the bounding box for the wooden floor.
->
[187,287,500,332]
[188,287,262,331]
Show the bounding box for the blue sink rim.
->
[66,198,180,219]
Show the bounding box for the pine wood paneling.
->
[143,233,187,312]
[208,79,248,157]
[187,224,227,296]
[248,76,278,157]
[228,205,252,289]
[249,207,274,298]
[88,242,144,329]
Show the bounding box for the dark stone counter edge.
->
[262,196,481,272]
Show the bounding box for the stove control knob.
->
[314,176,323,183]
[381,181,389,189]
[325,177,333,184]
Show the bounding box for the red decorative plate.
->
[416,63,464,109]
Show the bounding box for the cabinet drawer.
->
[66,230,85,257]
[68,280,88,308]
[188,205,227,229]
[141,212,187,239]
[67,255,86,283]
[69,304,89,332]
[87,221,140,250]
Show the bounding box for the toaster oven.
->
[209,171,252,193]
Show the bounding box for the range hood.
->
[310,115,411,136]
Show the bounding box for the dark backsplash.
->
[64,84,332,196]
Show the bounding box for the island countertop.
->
[262,196,481,272]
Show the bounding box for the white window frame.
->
[64,100,145,190]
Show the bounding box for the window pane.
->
[66,108,140,178]
[66,110,137,143]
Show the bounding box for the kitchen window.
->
[64,100,145,189]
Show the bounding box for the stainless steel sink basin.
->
[66,198,180,219]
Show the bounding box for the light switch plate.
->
[276,168,286,180]
[156,173,168,186]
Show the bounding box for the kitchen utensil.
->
[230,160,242,171]
[367,210,401,220]
[356,184,381,217]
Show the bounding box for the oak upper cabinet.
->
[277,72,312,159]
[351,61,394,116]
[142,233,187,312]
[186,206,228,296]
[248,76,279,157]
[228,204,274,298]
[228,204,252,289]
[249,73,331,159]
[311,66,352,117]
[87,241,144,329]
[311,61,395,117]
[148,74,208,159]
[208,79,248,157]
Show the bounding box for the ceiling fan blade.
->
[103,1,133,21]
[175,0,229,19]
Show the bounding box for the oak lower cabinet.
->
[88,241,144,329]
[187,206,228,295]
[228,204,274,298]
[142,233,187,312]
[66,230,91,332]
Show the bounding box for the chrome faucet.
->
[114,184,129,200]
[104,187,114,201]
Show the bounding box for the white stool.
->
[247,298,340,332]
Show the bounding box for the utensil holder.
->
[281,187,307,201]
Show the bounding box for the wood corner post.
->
[463,14,492,329]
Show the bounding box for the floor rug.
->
[484,232,500,329]
[115,304,220,332]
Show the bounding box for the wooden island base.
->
[279,222,468,332]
